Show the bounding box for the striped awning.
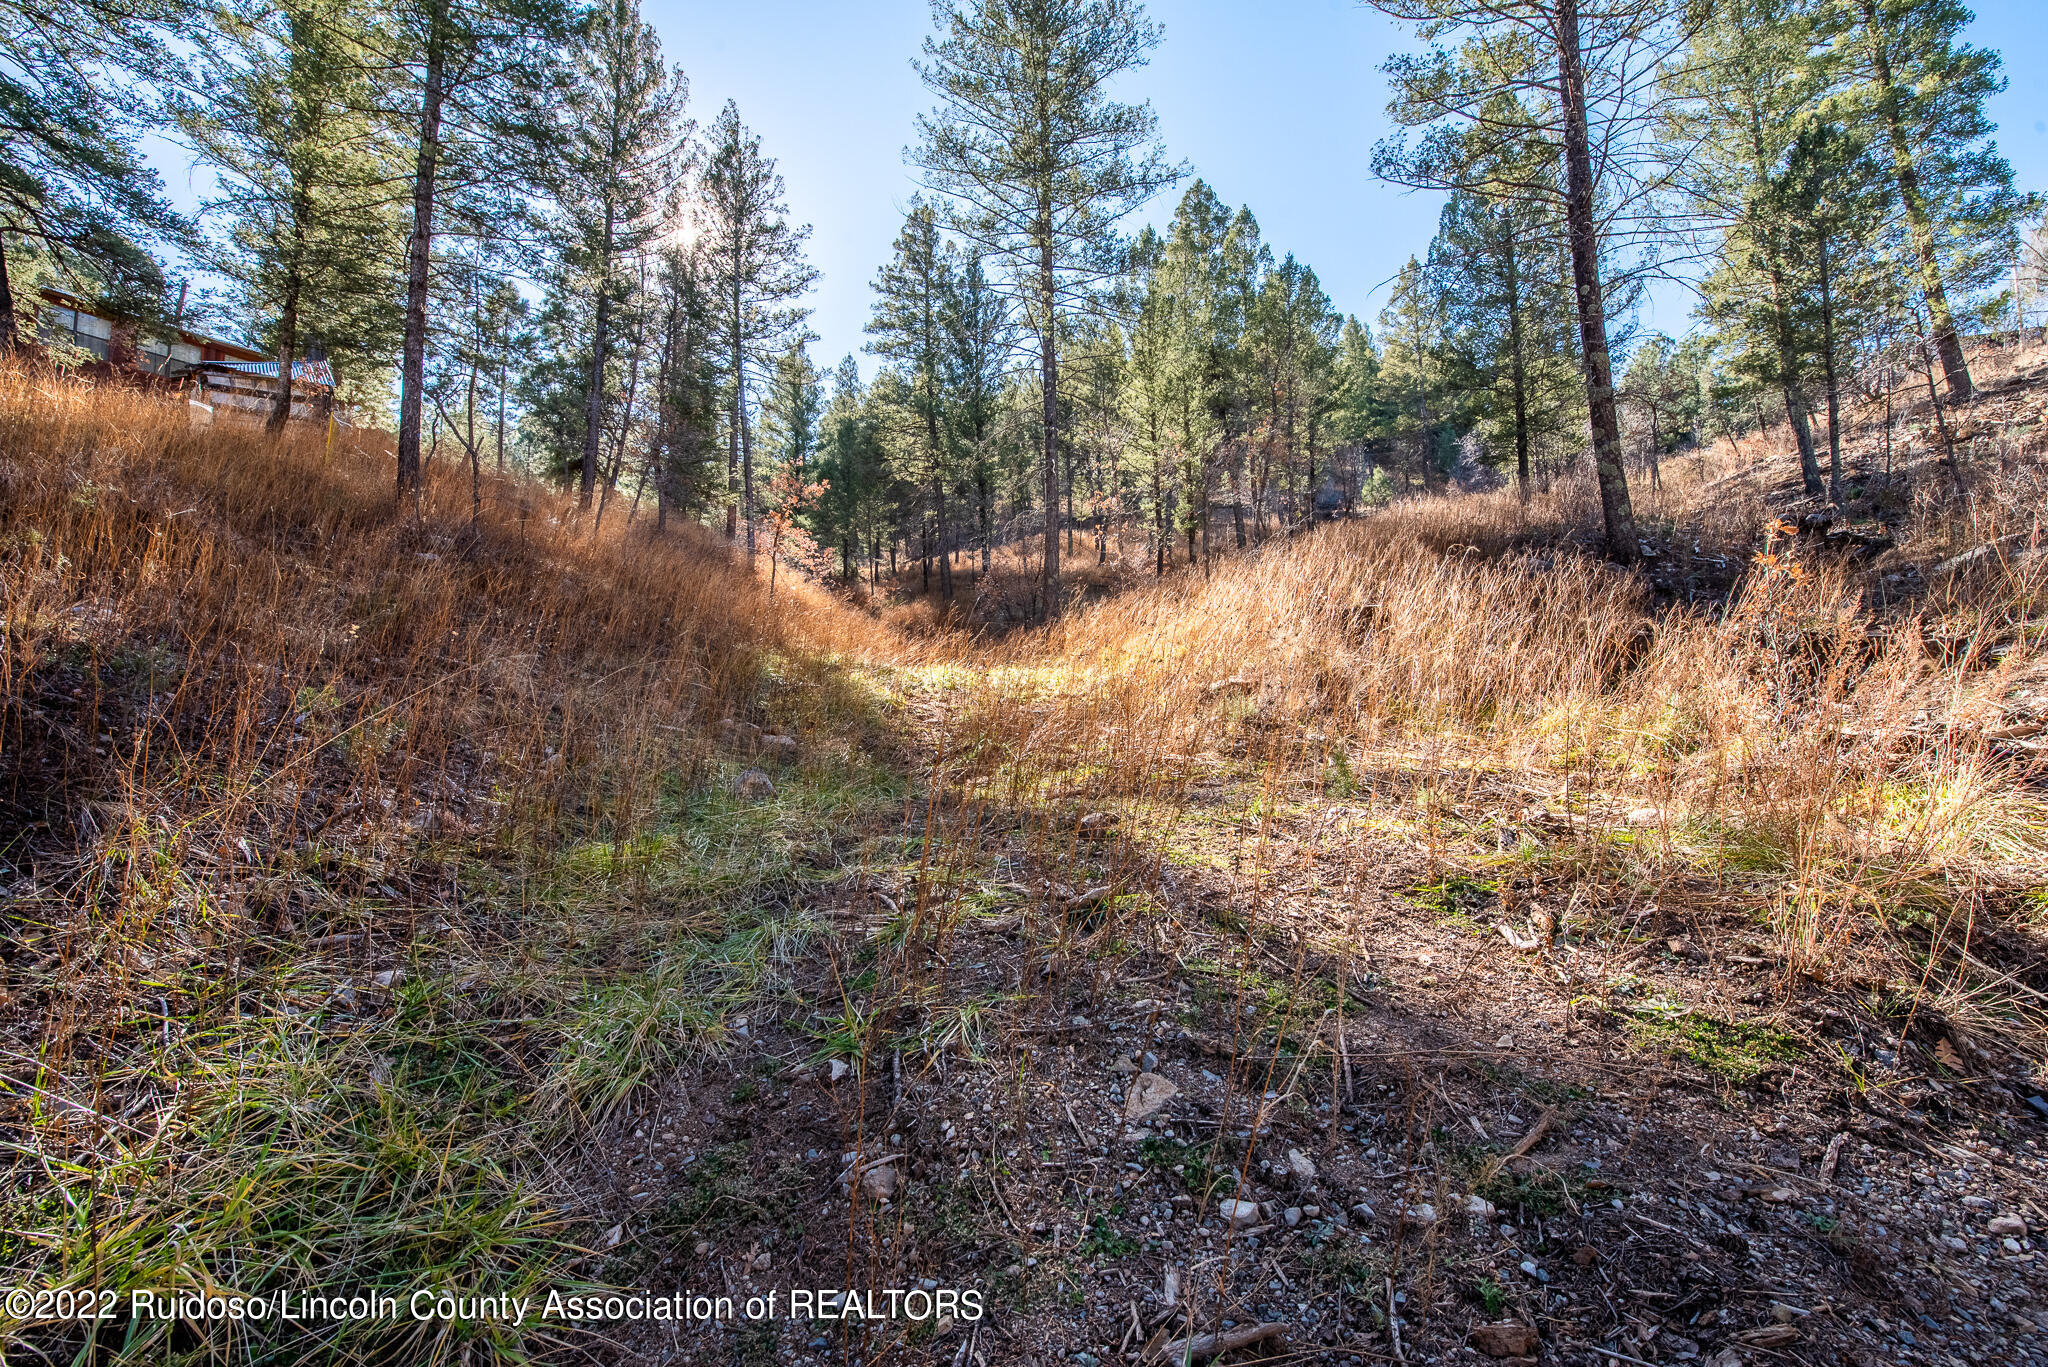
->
[194,358,335,387]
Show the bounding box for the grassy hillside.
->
[5,360,2047,1365]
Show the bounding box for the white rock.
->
[1219,1199,1261,1230]
[861,1162,902,1203]
[1988,1214,2029,1238]
[1285,1148,1317,1183]
[1466,1194,1498,1219]
[1124,1071,1179,1123]
[826,1059,850,1083]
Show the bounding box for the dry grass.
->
[4,356,2046,1363]
[0,363,898,1359]
[901,430,2048,1051]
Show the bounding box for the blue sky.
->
[146,0,2048,368]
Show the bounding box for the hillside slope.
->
[4,363,2048,1367]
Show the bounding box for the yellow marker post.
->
[325,413,336,464]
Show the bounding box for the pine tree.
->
[1433,185,1578,501]
[1326,316,1392,504]
[1777,119,1894,500]
[646,241,721,528]
[1377,257,1450,490]
[1837,0,2028,401]
[1671,0,1831,495]
[760,342,823,481]
[867,201,962,598]
[178,0,404,432]
[1369,0,1690,559]
[1149,182,1240,557]
[551,0,691,509]
[912,0,1179,613]
[699,101,816,551]
[0,0,185,344]
[385,0,572,495]
[944,248,1015,571]
[1246,252,1339,529]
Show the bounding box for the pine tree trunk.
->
[0,229,17,351]
[466,361,481,521]
[1768,259,1825,496]
[1038,235,1060,614]
[1504,230,1532,502]
[1862,0,1972,401]
[1557,0,1637,561]
[269,189,310,436]
[269,274,299,436]
[581,205,615,511]
[741,397,756,554]
[1818,232,1844,502]
[727,278,742,540]
[396,8,447,498]
[1231,450,1246,548]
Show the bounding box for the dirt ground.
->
[553,758,2048,1367]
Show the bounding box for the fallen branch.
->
[1507,1106,1556,1159]
[1147,1321,1288,1363]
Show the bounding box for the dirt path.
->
[553,707,2048,1367]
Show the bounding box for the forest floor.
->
[3,349,2047,1367]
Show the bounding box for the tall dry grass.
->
[0,363,900,1358]
[906,456,2046,1042]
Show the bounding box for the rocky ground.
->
[553,754,2048,1367]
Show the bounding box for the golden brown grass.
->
[0,363,901,1359]
[902,434,2047,1050]
[4,357,2045,1362]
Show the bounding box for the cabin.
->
[36,287,337,422]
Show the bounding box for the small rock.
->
[1469,1322,1539,1357]
[601,1224,624,1249]
[1285,1148,1317,1183]
[1763,1187,1798,1204]
[861,1163,902,1203]
[752,1251,771,1270]
[1111,1056,1140,1076]
[1770,1302,1802,1323]
[1988,1214,2028,1237]
[1402,1202,1437,1225]
[826,1059,850,1083]
[760,733,797,759]
[1283,1207,1302,1227]
[734,768,775,800]
[1350,1201,1376,1221]
[1077,811,1121,839]
[1465,1194,1497,1219]
[370,968,406,989]
[1219,1199,1261,1229]
[1124,1071,1178,1123]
